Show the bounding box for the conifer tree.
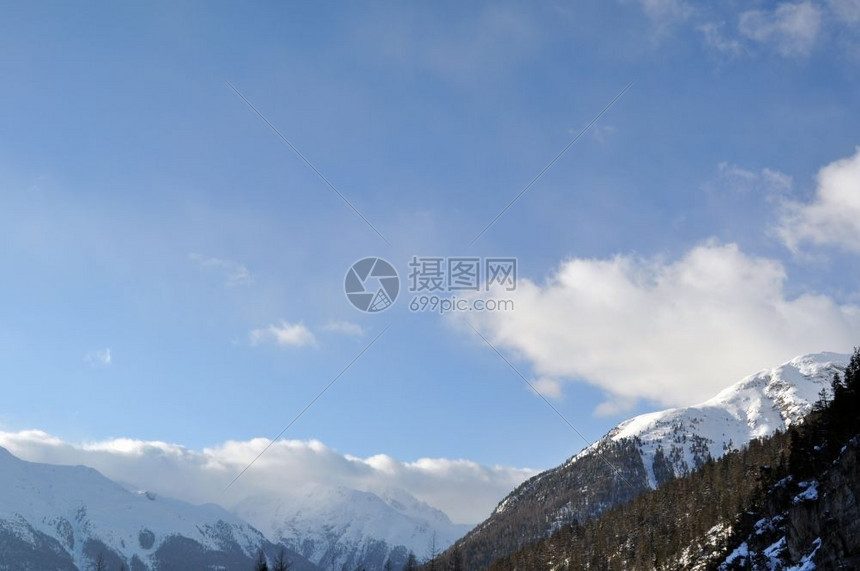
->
[273,549,290,571]
[404,551,418,571]
[255,550,269,571]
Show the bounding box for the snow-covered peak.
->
[233,484,469,569]
[375,486,455,527]
[0,443,471,570]
[0,446,263,568]
[705,352,846,421]
[597,352,848,487]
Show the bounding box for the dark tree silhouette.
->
[404,551,419,571]
[273,548,290,571]
[426,532,439,571]
[447,543,464,571]
[255,550,269,571]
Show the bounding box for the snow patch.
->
[793,480,819,504]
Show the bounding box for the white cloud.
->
[322,320,366,338]
[250,321,317,348]
[84,348,111,366]
[739,2,822,57]
[466,241,860,412]
[777,147,860,253]
[0,430,534,524]
[190,253,254,287]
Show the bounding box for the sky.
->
[2,1,860,524]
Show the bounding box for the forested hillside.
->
[427,348,860,570]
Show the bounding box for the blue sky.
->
[2,1,860,521]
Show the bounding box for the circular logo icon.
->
[344,257,400,313]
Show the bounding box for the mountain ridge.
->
[233,484,470,570]
[478,348,860,570]
[0,443,320,570]
[0,444,466,570]
[446,352,849,569]
[1,352,849,570]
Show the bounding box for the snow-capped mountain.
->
[451,352,849,569]
[588,351,848,487]
[4,352,846,570]
[0,446,317,570]
[0,443,469,570]
[234,485,470,570]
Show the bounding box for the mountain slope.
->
[234,485,470,570]
[0,447,318,570]
[447,352,848,569]
[0,442,469,571]
[480,348,860,570]
[482,428,860,570]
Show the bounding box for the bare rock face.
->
[787,438,860,567]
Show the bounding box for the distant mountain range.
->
[0,352,847,570]
[0,445,317,570]
[0,445,464,570]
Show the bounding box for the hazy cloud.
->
[710,162,793,197]
[828,0,860,24]
[590,124,618,145]
[190,253,254,287]
[84,348,112,367]
[699,21,745,57]
[634,0,694,29]
[322,320,366,338]
[738,2,822,57]
[0,430,534,524]
[633,0,859,61]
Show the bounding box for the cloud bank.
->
[0,430,534,525]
